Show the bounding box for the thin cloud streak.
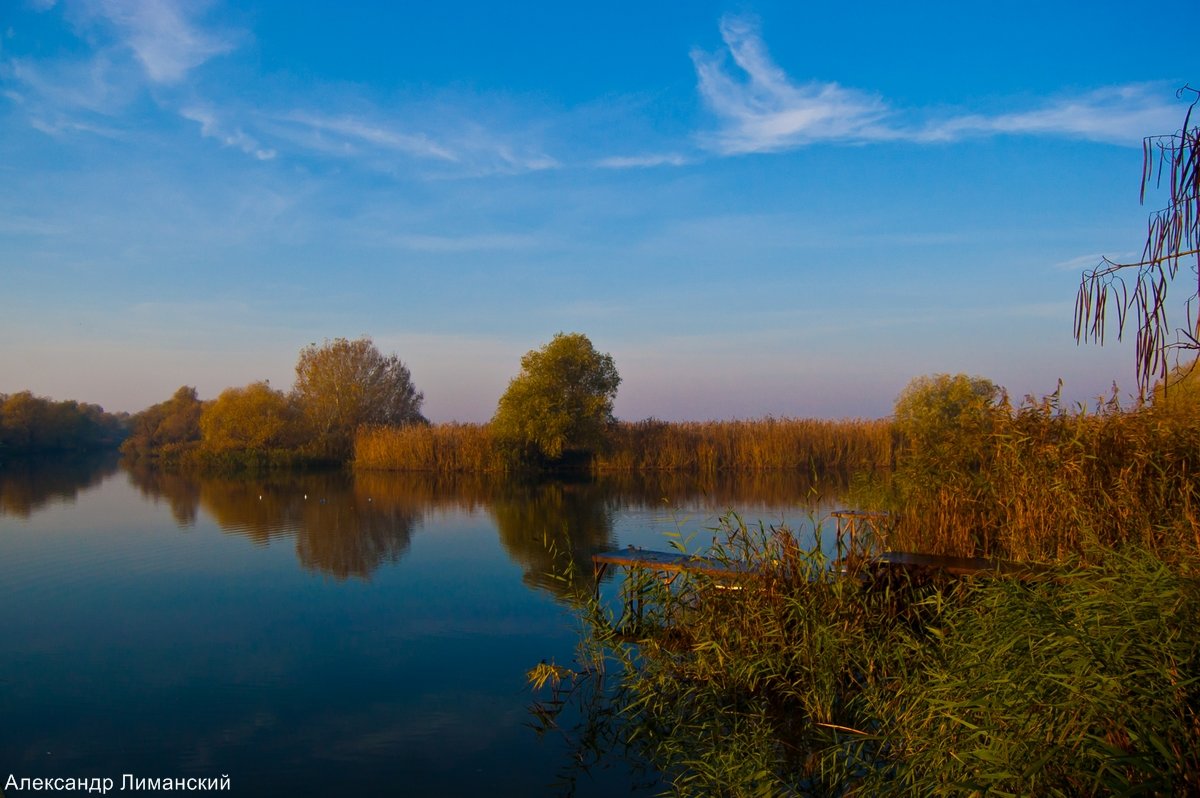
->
[388,232,545,253]
[694,15,1183,153]
[595,153,690,169]
[1052,252,1139,272]
[181,106,275,160]
[276,112,460,162]
[921,85,1184,145]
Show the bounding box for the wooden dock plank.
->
[592,547,758,581]
[592,547,1053,582]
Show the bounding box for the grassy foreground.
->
[531,519,1200,796]
[530,394,1200,795]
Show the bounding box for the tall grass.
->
[874,394,1200,563]
[354,417,895,474]
[531,516,1200,795]
[595,417,894,472]
[354,422,509,472]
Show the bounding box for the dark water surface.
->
[0,458,843,796]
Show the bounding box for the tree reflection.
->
[0,452,119,518]
[124,461,203,527]
[490,479,617,599]
[117,466,848,589]
[123,468,423,580]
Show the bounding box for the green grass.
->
[531,517,1200,796]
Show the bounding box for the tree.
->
[120,386,205,461]
[292,337,426,459]
[491,332,621,462]
[893,373,1003,465]
[199,381,299,455]
[1076,86,1200,396]
[1151,361,1200,417]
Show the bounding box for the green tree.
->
[893,373,1003,469]
[491,332,621,463]
[199,381,300,456]
[292,337,426,459]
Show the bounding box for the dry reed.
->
[354,417,895,474]
[882,396,1200,563]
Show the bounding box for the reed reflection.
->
[0,452,119,518]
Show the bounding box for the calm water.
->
[0,456,844,796]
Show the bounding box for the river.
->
[0,456,846,796]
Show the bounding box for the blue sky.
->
[1,0,1194,421]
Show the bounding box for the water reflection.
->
[32,460,848,587]
[124,461,203,526]
[1,459,851,796]
[0,452,120,518]
[491,478,618,597]
[124,467,423,580]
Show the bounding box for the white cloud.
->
[595,153,690,169]
[278,112,459,162]
[264,109,560,175]
[5,52,136,115]
[1052,252,1139,272]
[921,85,1183,146]
[180,105,275,160]
[692,16,892,153]
[694,15,1184,153]
[388,232,544,253]
[87,0,237,84]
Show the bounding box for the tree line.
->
[120,336,427,466]
[0,392,127,460]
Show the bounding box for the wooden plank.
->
[873,551,1055,580]
[594,547,1054,583]
[592,547,759,580]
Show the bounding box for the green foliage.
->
[893,373,1002,456]
[491,332,620,463]
[0,391,126,457]
[120,386,204,462]
[292,336,426,459]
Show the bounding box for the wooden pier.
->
[592,545,1050,587]
[595,504,1052,595]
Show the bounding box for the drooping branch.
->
[1075,86,1200,396]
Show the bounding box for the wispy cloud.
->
[921,86,1183,146]
[388,232,545,253]
[85,0,237,85]
[694,15,1183,153]
[692,16,892,153]
[275,112,459,162]
[180,105,275,160]
[263,109,560,175]
[1052,252,1139,272]
[5,0,239,145]
[4,52,136,116]
[595,153,690,169]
